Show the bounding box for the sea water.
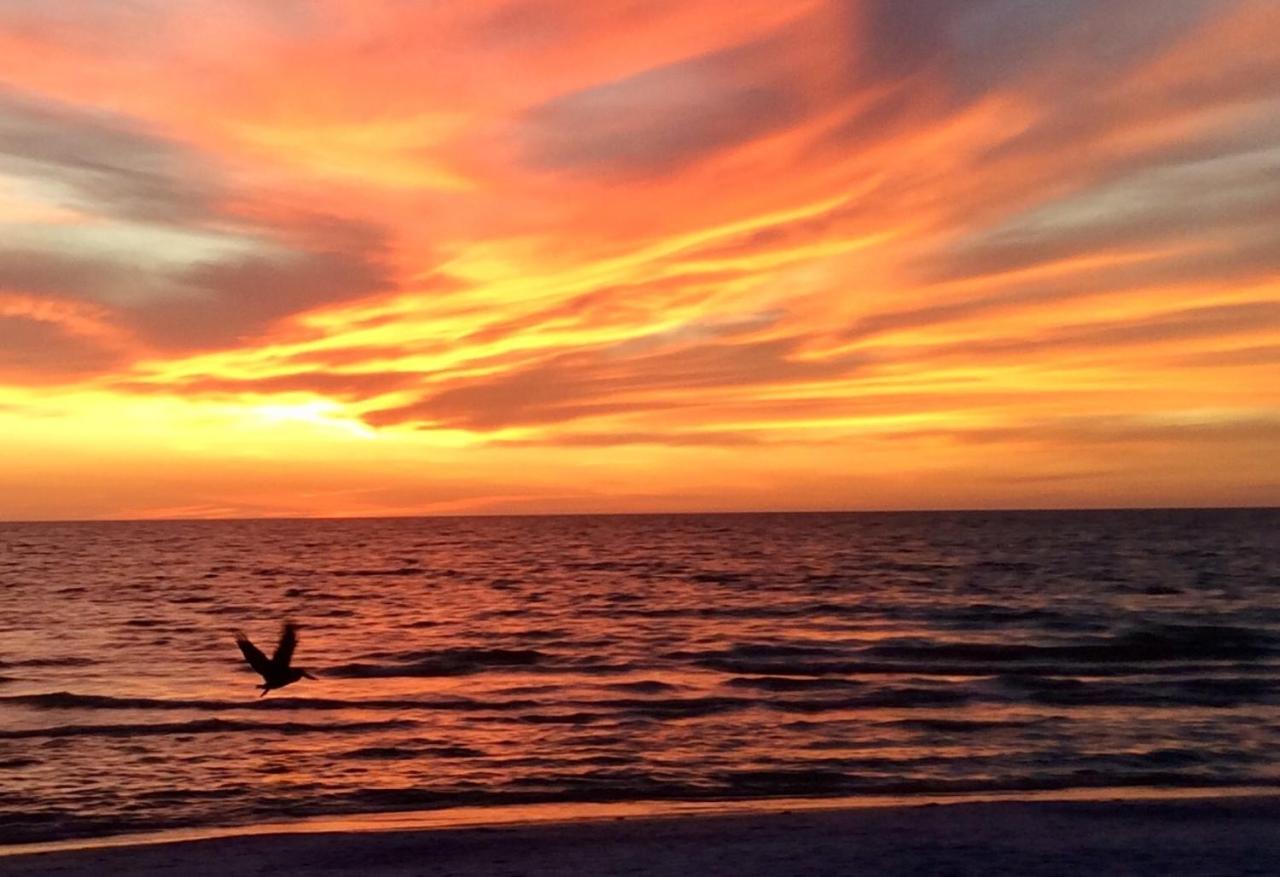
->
[1,509,1277,843]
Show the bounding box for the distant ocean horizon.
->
[2,508,1278,844]
[5,503,1279,526]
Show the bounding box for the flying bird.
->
[234,622,316,696]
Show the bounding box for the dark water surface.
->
[1,510,1278,844]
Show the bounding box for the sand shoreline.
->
[3,791,1278,876]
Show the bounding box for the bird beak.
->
[302,671,317,680]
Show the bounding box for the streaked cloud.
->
[0,0,1276,518]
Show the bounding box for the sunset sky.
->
[1,0,1278,520]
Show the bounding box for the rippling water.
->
[2,510,1278,844]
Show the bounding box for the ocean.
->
[1,509,1278,845]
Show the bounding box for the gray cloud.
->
[922,131,1280,285]
[0,87,394,353]
[829,0,1215,144]
[0,87,218,224]
[131,246,389,350]
[0,232,391,351]
[892,300,1280,366]
[841,244,1279,347]
[0,315,123,381]
[950,0,1212,93]
[521,29,808,177]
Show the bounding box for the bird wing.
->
[271,622,299,669]
[234,630,273,679]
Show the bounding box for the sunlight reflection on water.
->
[1,509,1277,843]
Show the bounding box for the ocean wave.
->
[865,624,1279,664]
[327,647,545,678]
[1002,675,1280,708]
[601,680,680,693]
[600,695,750,719]
[6,770,1276,846]
[516,712,609,725]
[0,811,198,847]
[701,656,1280,678]
[0,656,96,668]
[724,676,866,692]
[253,565,428,579]
[329,766,1276,814]
[710,770,1272,798]
[1,692,235,710]
[0,691,539,713]
[884,717,1052,733]
[0,757,40,769]
[345,744,485,760]
[0,717,419,740]
[769,687,975,712]
[681,625,1280,677]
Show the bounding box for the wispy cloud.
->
[0,0,1276,517]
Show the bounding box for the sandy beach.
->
[2,795,1277,877]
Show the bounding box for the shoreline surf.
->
[3,792,1278,877]
[3,785,1277,858]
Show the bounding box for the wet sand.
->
[2,795,1277,876]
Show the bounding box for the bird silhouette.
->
[234,622,316,697]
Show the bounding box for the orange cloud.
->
[0,0,1277,518]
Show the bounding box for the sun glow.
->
[248,400,377,440]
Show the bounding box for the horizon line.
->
[1,503,1276,526]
